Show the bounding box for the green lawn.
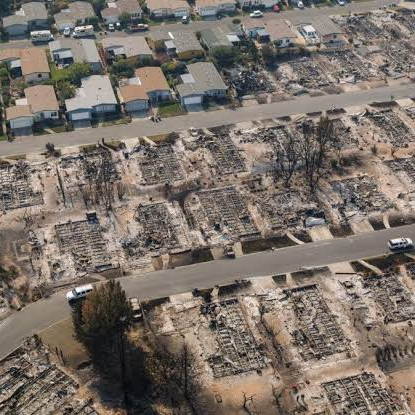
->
[157,102,186,118]
[0,135,7,141]
[50,63,69,82]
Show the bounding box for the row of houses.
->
[2,0,281,37]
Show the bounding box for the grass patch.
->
[39,318,89,370]
[157,102,186,118]
[146,132,179,143]
[0,135,7,141]
[49,63,70,82]
[242,235,296,255]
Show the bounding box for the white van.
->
[388,237,413,251]
[72,25,94,38]
[30,30,54,43]
[66,284,93,304]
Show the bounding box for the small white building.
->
[65,75,118,121]
[195,0,236,17]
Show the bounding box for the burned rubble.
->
[228,66,276,97]
[203,298,267,378]
[55,212,114,274]
[0,162,43,212]
[185,186,259,243]
[135,143,185,185]
[323,372,405,415]
[122,201,190,257]
[283,284,350,360]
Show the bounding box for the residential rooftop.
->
[24,85,59,113]
[145,0,190,11]
[101,36,152,58]
[21,2,48,22]
[0,48,49,75]
[49,38,101,65]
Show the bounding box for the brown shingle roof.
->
[119,84,148,102]
[135,66,169,93]
[25,85,59,113]
[0,48,49,76]
[6,105,32,120]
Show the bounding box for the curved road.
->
[1,223,415,359]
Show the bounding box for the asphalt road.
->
[1,223,415,359]
[1,82,414,157]
[0,0,394,51]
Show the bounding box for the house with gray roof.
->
[199,25,241,51]
[54,1,96,31]
[65,75,118,121]
[21,2,48,29]
[101,36,152,60]
[49,38,102,73]
[164,31,204,60]
[2,15,28,37]
[176,62,227,107]
[2,1,48,36]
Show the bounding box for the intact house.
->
[0,48,50,83]
[145,0,191,19]
[118,66,171,112]
[195,0,236,17]
[101,0,142,24]
[238,0,279,8]
[176,62,227,107]
[2,1,48,36]
[7,85,59,134]
[199,24,241,51]
[49,38,102,73]
[101,37,153,61]
[290,15,346,48]
[54,1,96,32]
[2,15,28,37]
[162,32,204,60]
[65,75,118,122]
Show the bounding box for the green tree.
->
[67,63,93,86]
[119,12,132,24]
[57,80,75,100]
[210,46,240,69]
[73,281,131,372]
[261,44,276,68]
[109,58,135,78]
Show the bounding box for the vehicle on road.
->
[297,1,305,8]
[66,284,93,304]
[250,10,263,18]
[63,27,71,37]
[73,25,94,38]
[30,30,54,43]
[182,15,190,24]
[388,237,413,251]
[336,0,345,5]
[108,23,115,31]
[129,23,149,32]
[225,245,236,259]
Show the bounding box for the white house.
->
[6,105,34,131]
[195,0,236,17]
[145,0,190,18]
[65,75,118,121]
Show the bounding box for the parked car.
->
[63,27,71,37]
[182,15,190,24]
[108,23,115,31]
[66,284,93,304]
[388,237,414,251]
[297,1,305,8]
[337,0,345,5]
[129,297,143,321]
[129,23,149,32]
[250,10,263,18]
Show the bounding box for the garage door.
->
[184,96,202,105]
[71,111,90,121]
